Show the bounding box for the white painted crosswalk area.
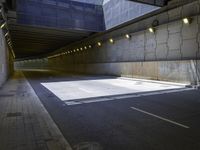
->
[41,77,188,105]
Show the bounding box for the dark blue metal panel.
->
[16,0,105,31]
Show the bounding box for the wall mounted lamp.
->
[97,42,102,47]
[109,38,114,44]
[125,34,131,39]
[148,27,155,33]
[183,17,192,24]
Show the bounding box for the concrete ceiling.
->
[4,0,169,60]
[4,0,98,59]
[8,23,93,59]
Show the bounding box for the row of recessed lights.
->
[48,34,132,59]
[0,21,15,58]
[48,17,192,59]
[0,7,15,58]
[1,7,16,58]
[98,34,131,46]
[48,45,93,58]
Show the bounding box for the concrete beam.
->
[128,0,168,7]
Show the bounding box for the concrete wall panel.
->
[103,0,158,29]
[182,39,198,59]
[0,29,14,87]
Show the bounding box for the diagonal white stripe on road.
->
[130,107,190,129]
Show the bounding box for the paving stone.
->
[0,71,72,150]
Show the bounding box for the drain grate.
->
[7,112,22,117]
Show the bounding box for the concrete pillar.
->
[0,29,14,87]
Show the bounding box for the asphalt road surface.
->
[23,69,200,150]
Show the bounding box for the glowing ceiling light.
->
[97,42,102,47]
[84,46,87,50]
[5,32,9,37]
[89,45,92,48]
[0,22,6,29]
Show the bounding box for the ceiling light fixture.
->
[0,22,6,29]
[5,32,9,37]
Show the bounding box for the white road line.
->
[65,88,193,106]
[130,107,190,129]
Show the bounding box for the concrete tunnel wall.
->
[15,0,200,84]
[103,0,159,29]
[0,29,14,88]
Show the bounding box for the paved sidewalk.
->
[0,71,72,150]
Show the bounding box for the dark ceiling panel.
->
[128,0,169,7]
[8,23,93,59]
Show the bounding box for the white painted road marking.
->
[65,88,193,105]
[41,77,187,102]
[130,107,190,129]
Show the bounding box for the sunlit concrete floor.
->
[20,69,200,150]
